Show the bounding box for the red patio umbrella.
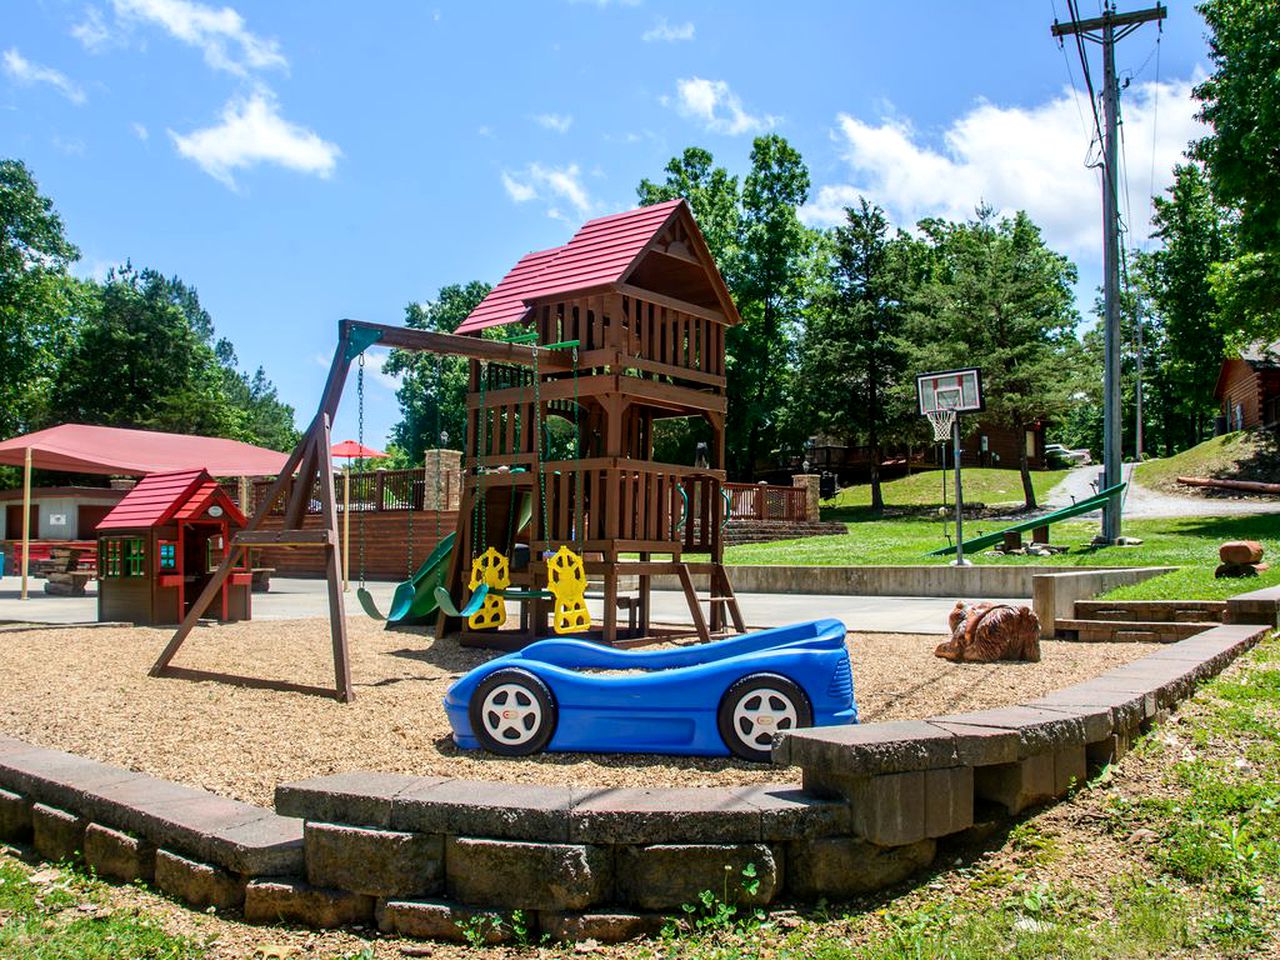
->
[330,440,387,460]
[331,440,386,589]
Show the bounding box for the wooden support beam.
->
[615,283,727,325]
[341,319,574,370]
[235,530,336,546]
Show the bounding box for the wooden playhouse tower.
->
[441,198,744,648]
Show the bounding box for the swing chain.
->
[357,353,366,589]
[572,346,582,549]
[534,343,550,557]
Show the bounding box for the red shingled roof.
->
[457,199,688,334]
[97,469,245,531]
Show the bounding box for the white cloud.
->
[533,112,573,134]
[2,49,86,104]
[364,348,401,391]
[643,18,694,42]
[801,79,1206,260]
[72,7,113,51]
[131,121,149,140]
[113,0,286,76]
[169,90,340,188]
[670,77,775,136]
[500,163,595,217]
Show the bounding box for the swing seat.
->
[355,587,386,621]
[434,582,491,619]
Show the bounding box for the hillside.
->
[1134,430,1280,496]
[824,467,1067,510]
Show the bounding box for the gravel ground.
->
[0,618,1151,808]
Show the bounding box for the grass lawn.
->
[1134,430,1280,495]
[723,511,1280,601]
[826,467,1070,509]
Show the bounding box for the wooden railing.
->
[724,482,808,522]
[220,468,450,517]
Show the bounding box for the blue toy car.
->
[443,618,856,762]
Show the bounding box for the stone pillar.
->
[423,449,462,511]
[792,474,820,521]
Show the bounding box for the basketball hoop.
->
[926,408,956,443]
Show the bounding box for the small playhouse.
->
[97,469,252,626]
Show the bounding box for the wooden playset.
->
[152,199,744,701]
[98,469,251,626]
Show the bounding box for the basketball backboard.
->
[916,368,984,415]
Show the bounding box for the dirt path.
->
[1043,464,1280,519]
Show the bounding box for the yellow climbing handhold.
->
[546,546,591,635]
[468,547,510,630]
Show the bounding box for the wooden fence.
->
[724,482,808,522]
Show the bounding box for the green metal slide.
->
[926,482,1126,557]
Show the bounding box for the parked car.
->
[443,618,857,762]
[1045,444,1092,466]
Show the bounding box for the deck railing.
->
[724,482,808,522]
[219,468,450,517]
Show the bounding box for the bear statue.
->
[935,600,1041,663]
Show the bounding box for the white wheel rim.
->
[732,687,799,751]
[480,682,543,746]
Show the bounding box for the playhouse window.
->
[206,535,224,573]
[101,538,145,577]
[158,541,177,571]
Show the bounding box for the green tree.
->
[384,282,491,464]
[0,159,81,438]
[50,264,297,445]
[908,207,1081,509]
[796,199,912,511]
[1132,163,1232,450]
[1193,0,1280,343]
[637,146,741,281]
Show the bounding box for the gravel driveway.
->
[1043,464,1280,519]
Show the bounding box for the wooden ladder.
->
[676,562,745,643]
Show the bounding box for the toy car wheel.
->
[717,673,813,762]
[468,668,557,756]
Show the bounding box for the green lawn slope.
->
[825,467,1069,510]
[1135,430,1280,495]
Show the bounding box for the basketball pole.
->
[951,418,969,567]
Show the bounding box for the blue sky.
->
[4,0,1211,450]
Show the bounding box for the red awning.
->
[0,424,290,478]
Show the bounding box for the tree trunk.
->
[869,443,883,512]
[1018,421,1037,510]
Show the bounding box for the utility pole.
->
[1053,1,1165,544]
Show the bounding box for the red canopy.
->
[330,440,387,460]
[0,424,290,477]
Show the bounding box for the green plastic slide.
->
[357,532,457,626]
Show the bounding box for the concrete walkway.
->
[0,575,1003,635]
[1044,464,1280,519]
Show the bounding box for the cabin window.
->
[101,538,145,577]
[158,541,177,572]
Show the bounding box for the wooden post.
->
[20,446,31,600]
[317,417,354,701]
[342,468,350,590]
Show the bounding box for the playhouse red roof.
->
[97,469,246,531]
[0,424,289,477]
[456,199,697,334]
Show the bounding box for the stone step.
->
[1054,619,1217,643]
[1073,600,1226,624]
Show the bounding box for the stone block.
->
[847,771,926,847]
[1055,745,1088,794]
[1086,731,1130,767]
[731,784,850,840]
[394,779,572,841]
[924,720,1019,766]
[934,707,1085,758]
[83,823,156,882]
[377,898,512,944]
[153,849,245,911]
[776,720,959,776]
[244,879,373,928]
[275,772,428,827]
[205,813,304,877]
[445,838,610,911]
[786,836,936,899]
[540,910,666,943]
[973,752,1055,815]
[31,803,86,862]
[1024,686,1145,737]
[570,787,761,844]
[615,843,779,911]
[0,747,141,816]
[0,787,31,842]
[1018,702,1113,744]
[305,822,442,897]
[924,767,973,839]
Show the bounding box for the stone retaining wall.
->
[0,620,1273,945]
